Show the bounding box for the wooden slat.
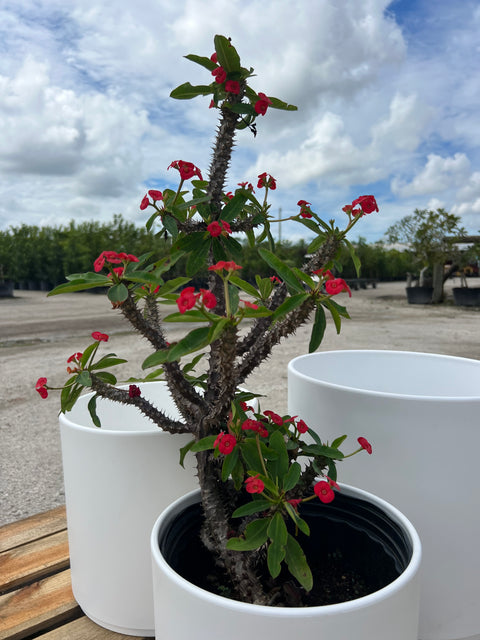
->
[0,507,66,553]
[0,530,70,592]
[0,569,80,640]
[39,616,154,639]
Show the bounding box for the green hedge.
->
[0,217,414,289]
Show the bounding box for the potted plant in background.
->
[451,236,480,306]
[386,207,467,304]
[37,35,421,639]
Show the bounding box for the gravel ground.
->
[1,279,479,526]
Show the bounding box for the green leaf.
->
[220,191,248,223]
[285,503,310,536]
[87,395,101,428]
[268,96,298,111]
[90,356,128,370]
[258,248,304,294]
[221,446,240,481]
[156,277,192,297]
[267,430,289,483]
[301,444,344,460]
[232,499,272,518]
[214,35,241,73]
[167,327,211,361]
[163,310,212,323]
[95,371,117,385]
[267,539,286,579]
[309,305,327,352]
[186,239,210,276]
[47,276,110,296]
[331,434,347,449]
[285,534,313,591]
[323,298,342,334]
[184,54,217,72]
[229,275,260,299]
[108,283,128,303]
[76,371,92,387]
[267,511,288,545]
[344,238,362,277]
[225,518,269,551]
[179,439,195,468]
[142,349,170,369]
[170,82,213,100]
[190,435,217,452]
[283,461,301,491]
[270,292,310,323]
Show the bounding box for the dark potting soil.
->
[160,492,411,607]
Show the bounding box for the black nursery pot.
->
[453,287,480,307]
[159,487,414,606]
[405,286,433,304]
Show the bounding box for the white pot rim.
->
[151,484,422,617]
[288,349,480,402]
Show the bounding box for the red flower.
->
[296,419,309,434]
[358,436,372,454]
[111,267,124,278]
[351,195,378,215]
[207,221,222,237]
[140,195,149,210]
[67,352,83,363]
[177,287,198,314]
[91,331,109,342]
[128,384,141,398]
[326,476,340,489]
[102,251,123,264]
[264,410,283,425]
[241,418,264,432]
[225,80,240,95]
[148,189,163,201]
[214,432,237,455]
[257,172,276,190]
[238,181,255,192]
[208,260,242,273]
[270,276,281,284]
[245,475,265,494]
[314,480,335,504]
[254,92,272,116]
[168,160,203,181]
[200,289,217,310]
[242,300,259,310]
[220,220,232,234]
[325,278,352,297]
[313,268,334,280]
[93,254,105,272]
[35,377,48,399]
[210,52,218,64]
[212,66,227,84]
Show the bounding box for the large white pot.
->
[288,350,480,640]
[59,381,198,636]
[150,486,421,640]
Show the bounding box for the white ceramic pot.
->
[59,381,198,636]
[150,486,421,640]
[288,350,480,640]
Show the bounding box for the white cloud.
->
[391,153,471,198]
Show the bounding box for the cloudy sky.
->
[0,0,479,243]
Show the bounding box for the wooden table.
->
[0,507,154,640]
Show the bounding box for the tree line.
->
[0,214,415,289]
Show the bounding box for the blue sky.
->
[0,0,479,243]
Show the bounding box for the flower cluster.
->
[176,287,217,314]
[94,251,139,274]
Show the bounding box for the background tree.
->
[385,208,467,303]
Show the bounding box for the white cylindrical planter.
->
[151,486,421,640]
[288,350,480,640]
[60,381,198,636]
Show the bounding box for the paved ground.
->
[1,279,479,525]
